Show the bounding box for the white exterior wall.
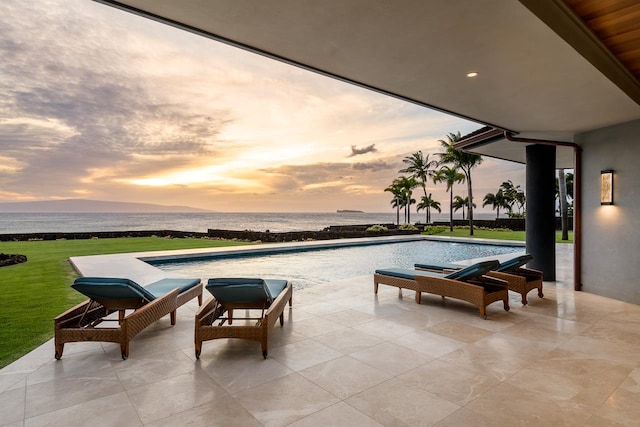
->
[577,119,640,304]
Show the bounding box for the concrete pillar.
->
[526,144,556,280]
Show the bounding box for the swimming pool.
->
[151,240,522,289]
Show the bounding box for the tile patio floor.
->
[2,244,640,426]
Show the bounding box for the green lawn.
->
[425,227,574,243]
[0,237,250,368]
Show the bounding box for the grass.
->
[424,226,574,243]
[0,237,250,368]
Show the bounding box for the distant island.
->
[337,209,364,213]
[0,199,212,213]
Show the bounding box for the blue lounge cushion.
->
[206,278,288,303]
[496,254,534,272]
[376,260,499,282]
[72,277,157,302]
[445,260,499,281]
[374,268,443,280]
[144,278,201,298]
[414,261,462,271]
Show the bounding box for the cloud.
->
[348,144,378,157]
[0,0,523,212]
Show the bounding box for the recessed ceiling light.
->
[466,72,478,78]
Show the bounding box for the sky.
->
[0,0,525,213]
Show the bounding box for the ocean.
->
[0,211,497,234]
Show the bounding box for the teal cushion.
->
[414,261,461,271]
[144,278,201,299]
[375,268,443,280]
[206,278,288,303]
[72,277,157,302]
[496,254,534,272]
[446,260,499,281]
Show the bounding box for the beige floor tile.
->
[347,377,460,426]
[320,308,378,327]
[392,329,466,358]
[235,373,339,427]
[434,407,503,427]
[507,351,632,406]
[198,349,292,394]
[425,320,494,343]
[269,339,342,372]
[24,391,140,427]
[439,345,531,381]
[0,386,25,425]
[590,387,640,426]
[350,341,433,376]
[145,395,262,427]
[465,382,593,426]
[299,356,392,399]
[26,351,114,387]
[399,359,502,405]
[313,327,383,354]
[352,318,416,340]
[24,366,123,418]
[558,335,640,367]
[114,349,198,390]
[288,401,383,427]
[290,316,346,338]
[127,371,227,424]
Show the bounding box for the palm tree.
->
[400,151,439,223]
[452,195,475,220]
[438,131,483,235]
[483,189,510,218]
[433,165,465,231]
[384,179,404,225]
[416,193,441,224]
[396,176,418,224]
[556,169,573,240]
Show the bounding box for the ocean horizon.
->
[0,211,499,234]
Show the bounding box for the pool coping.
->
[69,234,525,285]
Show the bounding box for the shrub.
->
[366,224,388,232]
[398,223,418,231]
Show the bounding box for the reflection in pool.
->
[152,240,522,289]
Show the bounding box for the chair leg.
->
[521,293,528,305]
[261,342,268,359]
[538,287,544,298]
[228,309,233,325]
[479,306,487,319]
[170,310,176,325]
[198,293,203,306]
[195,341,202,359]
[54,342,64,360]
[415,291,422,304]
[503,298,510,312]
[120,342,129,360]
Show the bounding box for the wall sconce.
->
[601,170,614,205]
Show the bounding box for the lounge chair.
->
[54,277,202,360]
[195,278,293,359]
[374,260,509,318]
[415,254,544,305]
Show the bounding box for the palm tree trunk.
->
[396,203,400,225]
[467,175,474,236]
[558,169,569,240]
[422,185,428,224]
[449,191,453,232]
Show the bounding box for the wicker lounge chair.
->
[195,278,293,359]
[54,277,202,360]
[415,254,544,305]
[374,260,509,318]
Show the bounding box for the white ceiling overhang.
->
[96,0,640,168]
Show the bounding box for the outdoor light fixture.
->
[466,71,478,78]
[600,170,614,205]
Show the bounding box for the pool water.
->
[153,240,522,289]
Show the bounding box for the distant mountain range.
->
[0,199,211,213]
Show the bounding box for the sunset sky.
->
[0,0,525,213]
